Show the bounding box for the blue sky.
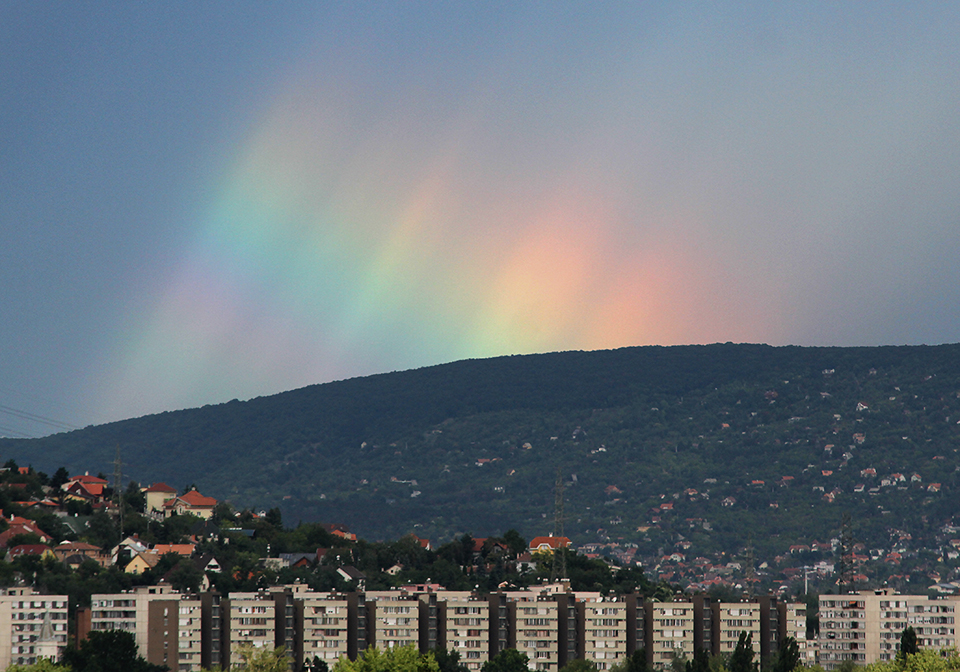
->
[2,2,959,437]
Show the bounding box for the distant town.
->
[0,460,955,671]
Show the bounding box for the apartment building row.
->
[818,590,960,670]
[74,583,811,672]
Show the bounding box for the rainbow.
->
[94,66,781,422]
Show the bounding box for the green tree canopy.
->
[333,645,439,672]
[728,632,757,672]
[232,645,292,672]
[61,630,167,672]
[900,627,919,658]
[480,650,529,672]
[771,636,800,672]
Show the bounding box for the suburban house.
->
[161,489,218,519]
[142,482,178,515]
[125,551,162,575]
[528,536,571,553]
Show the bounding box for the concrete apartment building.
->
[819,591,960,669]
[88,585,203,672]
[648,601,696,665]
[579,596,628,670]
[222,591,277,669]
[0,588,68,669]
[512,594,561,671]
[72,584,815,671]
[438,592,490,670]
[366,592,421,651]
[298,591,352,665]
[714,603,760,657]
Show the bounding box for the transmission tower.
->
[836,513,854,594]
[552,467,567,581]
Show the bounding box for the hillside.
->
[4,342,960,588]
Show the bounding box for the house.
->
[721,497,736,507]
[142,482,178,514]
[112,535,150,565]
[279,552,314,569]
[194,553,222,574]
[53,541,110,567]
[162,489,217,519]
[336,566,366,589]
[190,519,222,542]
[0,516,51,548]
[528,536,571,552]
[125,551,162,574]
[8,544,54,560]
[323,524,357,541]
[928,483,942,493]
[153,543,196,557]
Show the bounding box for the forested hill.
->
[4,343,960,563]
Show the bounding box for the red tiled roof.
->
[144,482,178,493]
[70,474,109,484]
[529,536,571,550]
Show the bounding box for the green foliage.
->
[432,649,468,672]
[62,630,167,672]
[900,627,919,658]
[480,650,529,672]
[9,343,960,574]
[333,645,439,672]
[865,648,960,672]
[560,661,598,672]
[687,648,711,672]
[5,659,69,672]
[232,645,292,672]
[729,632,757,672]
[769,637,801,672]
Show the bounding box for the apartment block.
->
[298,591,351,667]
[579,596,627,670]
[513,594,561,671]
[367,592,420,650]
[649,601,695,665]
[89,585,202,671]
[0,588,69,669]
[819,591,960,669]
[713,603,760,657]
[439,593,490,670]
[222,591,277,669]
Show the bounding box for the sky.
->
[2,2,959,438]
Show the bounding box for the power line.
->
[0,404,77,431]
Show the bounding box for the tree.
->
[770,637,800,672]
[49,467,70,490]
[480,649,529,672]
[502,530,527,557]
[728,632,757,672]
[333,645,439,672]
[6,659,67,672]
[610,649,648,672]
[560,661,598,672]
[304,656,330,672]
[685,648,710,672]
[233,645,292,672]
[899,626,919,659]
[168,558,204,593]
[61,629,167,672]
[434,648,468,672]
